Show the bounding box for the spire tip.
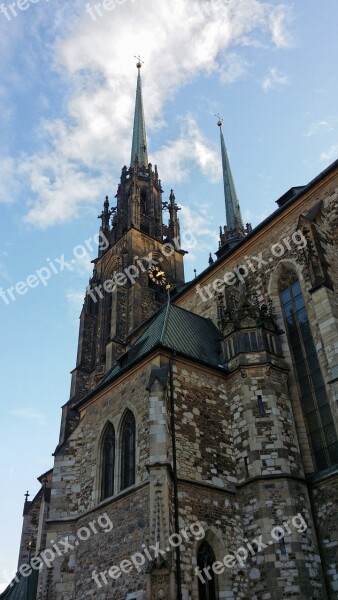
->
[215,113,223,127]
[134,55,144,69]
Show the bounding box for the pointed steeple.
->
[130,60,148,168]
[215,118,251,258]
[218,119,244,232]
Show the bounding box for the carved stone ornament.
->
[150,569,170,600]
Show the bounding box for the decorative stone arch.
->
[189,524,231,599]
[102,254,119,281]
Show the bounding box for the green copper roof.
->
[219,125,244,231]
[130,67,148,167]
[0,569,38,600]
[101,303,223,385]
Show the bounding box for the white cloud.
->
[68,252,94,277]
[268,4,293,48]
[218,52,249,84]
[9,408,46,426]
[2,0,292,228]
[262,67,289,91]
[180,203,219,263]
[152,115,221,184]
[0,262,11,282]
[66,290,86,322]
[320,144,338,162]
[305,117,338,137]
[0,157,21,204]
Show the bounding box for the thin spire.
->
[130,59,148,168]
[217,118,244,232]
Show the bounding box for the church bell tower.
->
[60,61,186,444]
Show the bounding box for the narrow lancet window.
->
[197,541,218,600]
[102,424,115,499]
[121,411,136,490]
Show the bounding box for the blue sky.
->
[1,0,338,589]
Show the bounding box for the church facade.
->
[2,62,338,600]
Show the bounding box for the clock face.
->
[148,265,167,286]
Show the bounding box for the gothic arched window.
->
[140,189,147,214]
[197,541,218,600]
[120,410,136,490]
[101,424,115,500]
[279,271,338,470]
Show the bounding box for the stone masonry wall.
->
[172,360,235,489]
[311,474,338,599]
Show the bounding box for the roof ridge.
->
[159,297,171,345]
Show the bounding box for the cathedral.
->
[2,62,338,600]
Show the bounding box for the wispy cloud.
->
[305,117,338,137]
[152,115,221,184]
[262,67,289,92]
[218,52,248,84]
[9,408,46,426]
[320,144,338,162]
[269,5,293,48]
[0,262,11,282]
[180,203,219,262]
[66,290,85,322]
[0,157,21,204]
[1,0,293,228]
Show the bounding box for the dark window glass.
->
[329,443,338,463]
[280,278,337,471]
[102,424,115,499]
[250,331,258,351]
[197,541,218,600]
[242,332,250,351]
[140,189,147,213]
[121,411,136,490]
[257,395,265,417]
[242,331,258,352]
[263,332,277,354]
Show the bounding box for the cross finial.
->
[24,491,30,501]
[134,55,144,69]
[215,113,223,127]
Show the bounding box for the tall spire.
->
[218,119,244,232]
[215,118,251,258]
[130,59,149,168]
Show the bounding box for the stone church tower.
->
[2,63,338,600]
